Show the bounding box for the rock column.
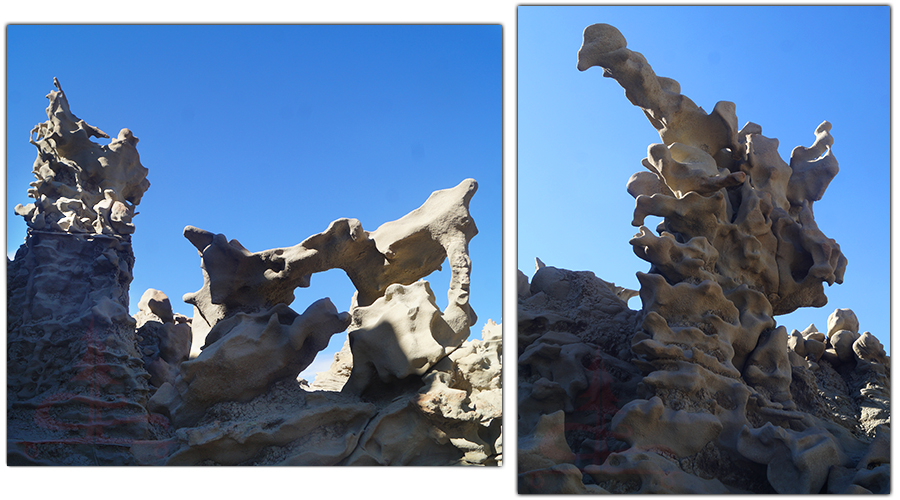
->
[7,80,152,465]
[576,24,854,493]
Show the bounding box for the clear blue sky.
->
[518,6,890,351]
[7,25,503,377]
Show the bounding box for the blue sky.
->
[518,6,890,351]
[6,25,503,378]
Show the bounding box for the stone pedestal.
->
[7,231,152,465]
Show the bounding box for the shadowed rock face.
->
[518,24,888,493]
[134,289,192,390]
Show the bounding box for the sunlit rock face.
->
[8,80,154,465]
[150,178,500,465]
[518,24,888,493]
[15,79,149,236]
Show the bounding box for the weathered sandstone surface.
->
[518,24,888,493]
[8,80,154,465]
[8,81,501,466]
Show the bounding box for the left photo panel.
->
[7,24,503,466]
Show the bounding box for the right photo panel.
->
[518,6,889,494]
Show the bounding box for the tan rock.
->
[853,331,887,365]
[827,308,859,337]
[830,329,861,365]
[586,448,732,494]
[342,281,459,396]
[15,79,149,236]
[518,411,576,473]
[518,22,886,494]
[138,288,174,324]
[150,299,350,427]
[134,289,191,389]
[736,424,842,494]
[155,179,496,465]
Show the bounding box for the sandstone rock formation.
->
[134,289,192,390]
[8,80,156,465]
[518,24,888,493]
[150,178,500,464]
[14,78,149,236]
[8,81,501,467]
[153,320,501,466]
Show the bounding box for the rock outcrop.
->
[150,178,500,465]
[151,318,502,466]
[8,80,155,465]
[14,78,149,236]
[518,24,888,493]
[8,81,501,467]
[134,289,192,390]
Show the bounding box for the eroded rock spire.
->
[518,24,887,494]
[8,80,153,465]
[15,78,150,236]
